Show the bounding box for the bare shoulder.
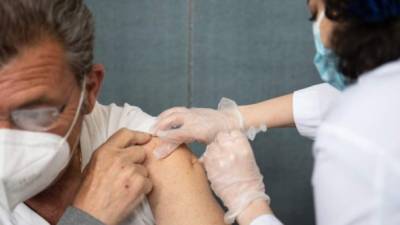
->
[142,137,226,225]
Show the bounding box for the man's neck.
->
[25,148,83,225]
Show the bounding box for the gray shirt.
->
[57,207,105,225]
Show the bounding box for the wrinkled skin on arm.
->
[142,137,226,225]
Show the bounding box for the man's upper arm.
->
[143,138,226,225]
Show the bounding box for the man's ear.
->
[84,64,105,114]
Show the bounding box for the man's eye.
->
[11,107,61,132]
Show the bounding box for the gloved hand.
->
[151,98,245,159]
[201,130,270,225]
[152,98,267,159]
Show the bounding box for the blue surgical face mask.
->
[313,11,349,91]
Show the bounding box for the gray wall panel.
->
[192,1,319,224]
[87,0,189,115]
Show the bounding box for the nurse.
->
[152,0,400,224]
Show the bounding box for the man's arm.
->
[143,138,226,225]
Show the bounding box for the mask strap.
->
[314,10,325,33]
[58,77,87,147]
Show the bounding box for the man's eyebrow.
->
[17,96,57,109]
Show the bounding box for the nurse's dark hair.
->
[324,0,400,80]
[0,0,94,83]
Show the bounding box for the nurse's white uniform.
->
[252,60,400,225]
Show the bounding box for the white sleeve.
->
[292,83,340,139]
[250,214,284,225]
[312,124,400,225]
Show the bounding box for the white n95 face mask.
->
[0,79,86,212]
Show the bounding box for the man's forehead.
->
[0,39,70,78]
[0,39,77,111]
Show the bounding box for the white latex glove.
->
[201,130,270,225]
[152,98,267,159]
[151,98,243,159]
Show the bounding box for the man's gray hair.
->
[0,0,94,82]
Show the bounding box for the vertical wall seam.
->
[186,0,193,107]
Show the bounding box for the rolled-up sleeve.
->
[57,207,105,225]
[293,83,340,139]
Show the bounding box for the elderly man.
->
[0,0,226,225]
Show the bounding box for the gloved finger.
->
[202,149,227,177]
[152,112,187,134]
[153,142,181,159]
[157,107,189,120]
[157,129,195,144]
[152,107,189,133]
[215,132,235,150]
[230,130,246,140]
[202,142,225,166]
[216,131,234,142]
[228,130,251,149]
[214,131,252,159]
